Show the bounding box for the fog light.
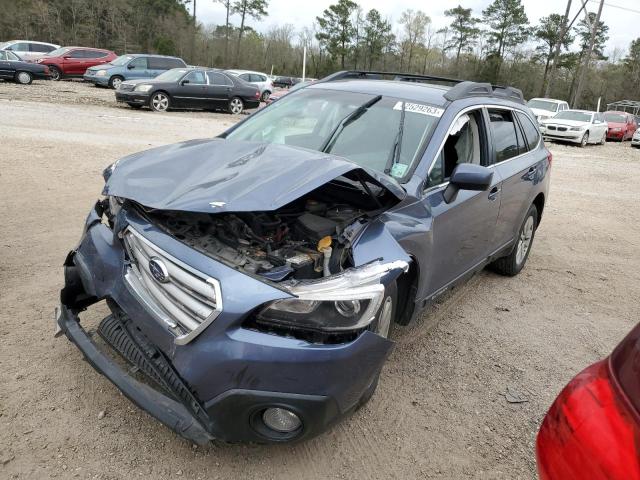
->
[262,408,301,433]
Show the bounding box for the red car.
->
[536,322,640,480]
[37,46,116,81]
[604,111,638,141]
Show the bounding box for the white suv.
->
[225,70,273,102]
[527,98,570,124]
[0,40,60,62]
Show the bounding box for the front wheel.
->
[49,66,61,81]
[149,92,170,112]
[108,75,124,89]
[580,131,589,147]
[228,97,244,115]
[490,205,538,276]
[15,71,33,85]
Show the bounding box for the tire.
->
[580,131,589,147]
[127,103,143,109]
[49,66,62,81]
[149,91,170,112]
[356,282,398,410]
[260,90,271,102]
[490,205,538,276]
[15,71,33,85]
[228,96,244,115]
[108,75,124,89]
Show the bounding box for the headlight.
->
[96,70,107,77]
[570,126,584,131]
[108,195,123,217]
[134,84,153,93]
[256,260,408,332]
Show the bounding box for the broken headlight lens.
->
[256,260,408,332]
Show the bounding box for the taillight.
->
[255,91,260,98]
[546,149,553,168]
[536,360,640,480]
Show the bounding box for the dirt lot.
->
[1,80,640,480]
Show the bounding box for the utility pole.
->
[572,0,604,108]
[544,0,572,97]
[192,0,197,64]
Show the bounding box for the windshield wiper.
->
[384,101,406,175]
[320,95,382,153]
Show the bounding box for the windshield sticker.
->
[393,101,444,118]
[390,163,409,178]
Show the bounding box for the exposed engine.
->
[146,198,370,282]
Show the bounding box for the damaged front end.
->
[58,140,410,443]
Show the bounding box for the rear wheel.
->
[108,75,124,89]
[149,92,170,112]
[49,66,61,81]
[15,71,33,85]
[260,90,271,102]
[228,97,244,114]
[490,205,538,276]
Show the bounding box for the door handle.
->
[525,166,537,180]
[488,186,500,201]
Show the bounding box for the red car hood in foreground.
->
[537,324,640,480]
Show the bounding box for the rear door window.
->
[31,43,54,53]
[208,72,232,85]
[239,73,251,82]
[148,57,167,69]
[69,49,85,58]
[168,58,185,68]
[488,109,520,163]
[251,73,266,82]
[516,112,541,151]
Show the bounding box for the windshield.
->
[46,47,71,57]
[5,51,20,61]
[604,113,627,123]
[554,111,593,123]
[226,88,442,181]
[111,55,134,66]
[154,68,190,82]
[527,99,559,112]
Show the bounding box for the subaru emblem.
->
[148,257,169,283]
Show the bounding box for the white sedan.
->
[540,110,608,147]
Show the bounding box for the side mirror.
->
[443,164,494,204]
[181,79,189,85]
[127,64,135,70]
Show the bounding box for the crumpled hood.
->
[104,139,405,213]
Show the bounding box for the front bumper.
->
[57,202,393,443]
[84,73,109,86]
[115,91,150,105]
[542,129,583,143]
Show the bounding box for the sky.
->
[195,0,640,54]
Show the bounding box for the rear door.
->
[6,42,31,61]
[492,108,547,249]
[422,107,502,297]
[205,71,233,108]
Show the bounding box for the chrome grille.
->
[122,228,222,345]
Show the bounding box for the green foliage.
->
[363,9,392,70]
[316,0,358,69]
[576,12,609,61]
[444,5,480,65]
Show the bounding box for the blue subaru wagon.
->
[57,71,551,444]
[83,54,186,89]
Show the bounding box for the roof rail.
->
[444,81,525,105]
[318,70,526,105]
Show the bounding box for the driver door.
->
[422,108,502,298]
[173,70,208,108]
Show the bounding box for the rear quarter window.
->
[488,109,520,162]
[516,112,541,151]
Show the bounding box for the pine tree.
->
[315,0,358,69]
[444,5,480,70]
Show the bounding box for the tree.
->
[216,0,232,66]
[399,9,430,72]
[444,5,480,70]
[232,0,268,66]
[575,11,609,61]
[534,14,574,95]
[482,0,530,80]
[624,38,640,85]
[363,9,391,70]
[315,0,358,69]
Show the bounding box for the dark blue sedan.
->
[0,50,50,84]
[57,71,551,444]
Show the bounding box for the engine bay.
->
[145,193,374,282]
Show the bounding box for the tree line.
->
[2,0,640,109]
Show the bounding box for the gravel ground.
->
[1,83,640,480]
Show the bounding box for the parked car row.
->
[0,49,50,84]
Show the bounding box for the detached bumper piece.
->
[56,304,214,445]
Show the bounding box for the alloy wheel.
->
[111,77,122,89]
[516,215,534,266]
[229,98,243,114]
[16,72,32,84]
[580,132,588,147]
[50,68,60,81]
[151,93,169,112]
